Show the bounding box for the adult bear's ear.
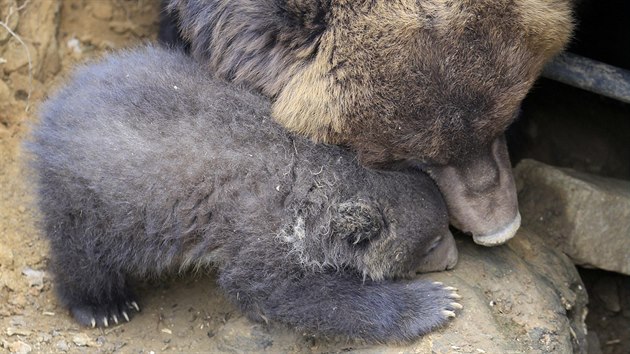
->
[330,200,384,246]
[166,0,329,96]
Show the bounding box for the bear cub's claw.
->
[70,297,140,328]
[365,280,463,341]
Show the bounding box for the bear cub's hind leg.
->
[44,204,141,328]
[50,245,141,328]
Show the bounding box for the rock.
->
[21,268,45,289]
[66,38,82,56]
[204,228,587,354]
[8,341,31,354]
[0,40,34,74]
[55,340,69,352]
[36,332,52,344]
[9,316,26,327]
[515,159,630,275]
[72,333,93,347]
[6,327,32,336]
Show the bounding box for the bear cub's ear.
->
[330,200,385,246]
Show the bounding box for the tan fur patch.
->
[272,0,427,144]
[272,32,345,143]
[516,0,574,58]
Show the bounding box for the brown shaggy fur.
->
[168,0,573,166]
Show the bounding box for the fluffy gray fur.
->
[28,46,460,342]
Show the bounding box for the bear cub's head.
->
[280,170,457,281]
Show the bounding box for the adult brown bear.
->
[166,0,574,245]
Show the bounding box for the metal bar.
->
[541,52,630,104]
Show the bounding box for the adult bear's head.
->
[168,0,573,244]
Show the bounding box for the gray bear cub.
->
[28,46,460,342]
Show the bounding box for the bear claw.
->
[443,310,456,318]
[70,296,140,328]
[128,301,140,312]
[451,302,463,310]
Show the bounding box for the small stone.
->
[37,333,51,344]
[67,38,82,55]
[1,41,34,74]
[6,327,32,336]
[8,341,31,354]
[9,317,26,327]
[72,333,95,347]
[22,268,45,289]
[55,340,69,352]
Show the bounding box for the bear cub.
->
[28,46,461,342]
